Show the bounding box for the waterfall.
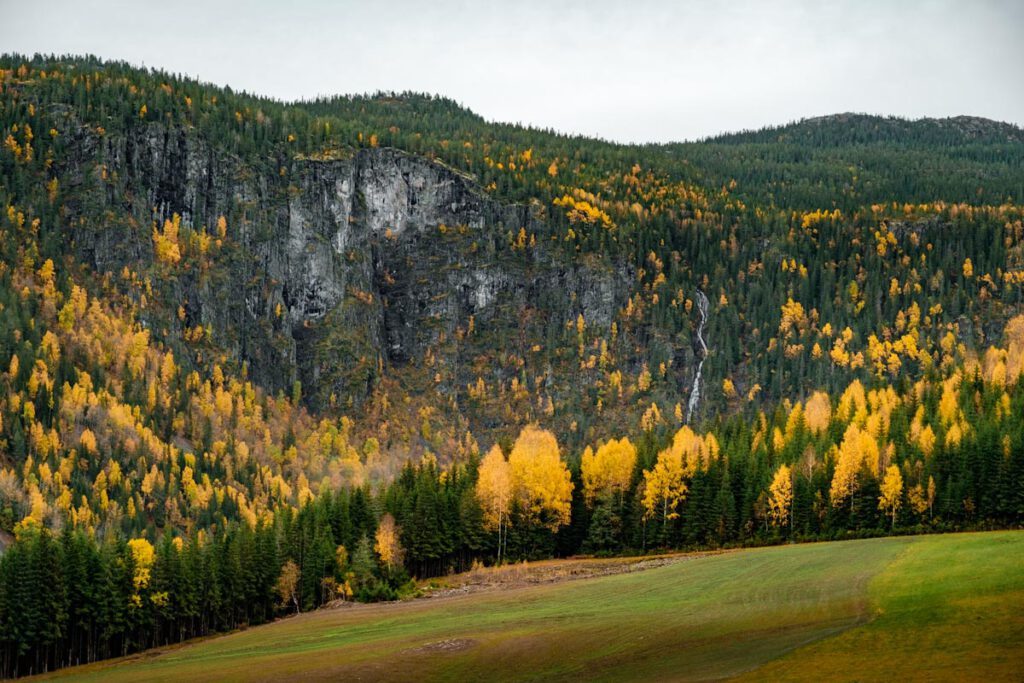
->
[686,289,709,424]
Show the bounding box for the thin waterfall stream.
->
[686,289,709,424]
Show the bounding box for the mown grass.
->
[41,531,1023,682]
[739,531,1024,682]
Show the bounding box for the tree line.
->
[4,331,1024,676]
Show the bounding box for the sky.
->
[2,0,1022,143]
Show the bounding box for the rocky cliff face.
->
[59,121,627,411]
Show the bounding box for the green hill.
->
[39,531,1024,682]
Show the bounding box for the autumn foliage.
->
[2,56,1024,678]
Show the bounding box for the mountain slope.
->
[6,56,1023,449]
[1,54,1024,677]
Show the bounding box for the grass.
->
[739,531,1024,682]
[41,531,1024,682]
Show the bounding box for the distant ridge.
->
[705,112,1024,146]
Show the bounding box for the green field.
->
[42,532,1024,682]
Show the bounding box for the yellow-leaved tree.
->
[804,391,832,434]
[152,214,182,265]
[374,513,404,572]
[767,464,793,529]
[908,482,928,518]
[79,428,97,455]
[641,424,722,533]
[878,465,903,529]
[127,538,155,608]
[581,437,637,505]
[641,447,688,525]
[508,426,573,531]
[475,444,512,563]
[830,422,879,510]
[276,559,301,613]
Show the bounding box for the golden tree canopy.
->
[768,464,793,527]
[837,379,868,424]
[374,513,404,569]
[641,445,688,522]
[830,422,880,507]
[878,464,904,522]
[508,425,573,530]
[581,437,637,503]
[275,559,300,611]
[476,444,512,531]
[127,538,155,606]
[804,391,832,434]
[659,425,719,478]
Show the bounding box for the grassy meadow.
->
[39,531,1024,682]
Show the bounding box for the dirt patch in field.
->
[404,638,477,655]
[416,550,730,600]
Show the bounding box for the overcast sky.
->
[2,0,1022,143]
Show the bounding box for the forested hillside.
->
[0,55,1023,677]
